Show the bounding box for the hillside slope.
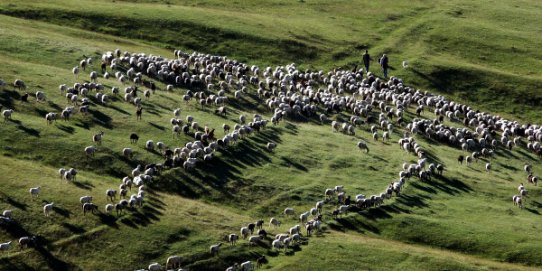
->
[0,2,541,271]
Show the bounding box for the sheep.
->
[148,262,162,271]
[156,141,166,153]
[357,141,369,153]
[115,203,125,216]
[105,204,114,213]
[3,109,14,121]
[13,79,26,90]
[45,112,57,124]
[122,148,133,159]
[272,239,283,250]
[513,195,523,208]
[0,241,12,253]
[29,186,40,198]
[18,236,36,249]
[2,210,12,219]
[238,226,250,239]
[145,140,155,151]
[316,201,324,213]
[210,243,222,256]
[284,207,294,216]
[239,114,246,124]
[248,235,262,245]
[82,203,98,215]
[266,142,277,152]
[136,106,142,120]
[166,255,182,269]
[80,196,93,205]
[215,106,227,116]
[130,133,139,143]
[43,203,54,217]
[524,164,532,174]
[299,212,309,223]
[485,162,491,173]
[226,263,240,271]
[68,167,78,181]
[106,189,117,201]
[84,145,97,157]
[228,234,239,245]
[269,217,281,228]
[240,261,253,271]
[289,225,301,235]
[35,91,46,102]
[93,131,104,145]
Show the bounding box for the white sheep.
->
[105,204,114,213]
[3,109,14,121]
[145,140,155,151]
[316,201,324,213]
[269,217,281,228]
[166,255,182,269]
[228,233,239,245]
[272,239,283,250]
[240,227,250,239]
[284,207,294,216]
[0,241,12,253]
[122,148,133,159]
[266,142,277,152]
[43,203,54,217]
[299,212,309,223]
[85,146,97,157]
[29,186,40,198]
[357,141,369,153]
[240,261,253,271]
[35,91,46,102]
[248,235,262,245]
[2,210,12,218]
[210,243,222,256]
[148,262,162,271]
[80,196,93,205]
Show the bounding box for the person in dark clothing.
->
[380,54,389,78]
[362,50,370,73]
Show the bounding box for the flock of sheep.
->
[0,46,541,271]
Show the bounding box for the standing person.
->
[362,50,371,73]
[380,54,389,78]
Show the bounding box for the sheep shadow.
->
[280,156,308,172]
[108,104,130,115]
[525,207,540,215]
[148,122,166,131]
[0,195,29,211]
[88,109,113,129]
[72,180,94,190]
[52,206,71,218]
[9,119,40,137]
[60,222,85,234]
[97,213,119,229]
[55,124,75,134]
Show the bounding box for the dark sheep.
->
[130,133,139,144]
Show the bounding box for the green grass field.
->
[0,1,541,270]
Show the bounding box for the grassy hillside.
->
[0,1,541,270]
[0,0,541,122]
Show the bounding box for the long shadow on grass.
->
[89,109,113,129]
[152,127,284,200]
[9,119,40,137]
[0,220,73,270]
[0,194,29,211]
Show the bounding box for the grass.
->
[0,1,541,270]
